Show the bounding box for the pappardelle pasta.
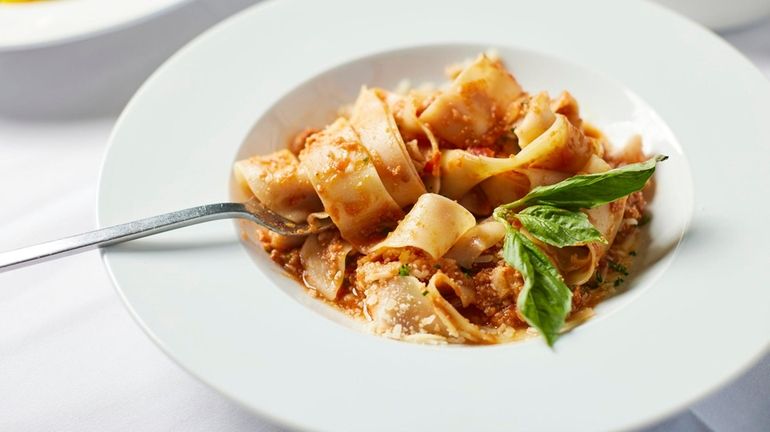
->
[234,53,664,346]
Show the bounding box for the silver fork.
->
[0,198,332,273]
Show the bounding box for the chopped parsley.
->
[638,213,652,226]
[629,250,637,257]
[614,278,625,287]
[421,290,429,296]
[585,272,604,290]
[608,261,629,276]
[398,264,410,277]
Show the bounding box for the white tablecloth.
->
[1,2,768,430]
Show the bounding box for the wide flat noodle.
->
[542,155,627,285]
[611,134,645,164]
[514,91,555,148]
[350,88,426,207]
[233,149,322,223]
[300,231,353,300]
[307,211,331,232]
[384,88,437,143]
[480,168,570,208]
[299,118,404,246]
[384,89,442,193]
[367,275,449,338]
[457,186,493,216]
[424,272,500,342]
[367,272,514,343]
[510,114,596,172]
[440,124,585,199]
[439,150,519,199]
[419,116,442,194]
[550,90,581,127]
[430,270,476,308]
[445,219,506,269]
[374,193,475,259]
[546,197,627,286]
[420,55,524,147]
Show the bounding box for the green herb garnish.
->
[629,250,637,257]
[614,278,625,287]
[421,290,429,296]
[492,156,666,346]
[496,155,666,212]
[608,261,629,276]
[500,228,572,346]
[514,205,605,247]
[398,264,410,277]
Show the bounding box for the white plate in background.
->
[653,0,770,31]
[98,0,770,431]
[0,0,191,51]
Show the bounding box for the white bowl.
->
[98,1,770,431]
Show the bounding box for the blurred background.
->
[1,0,769,120]
[0,0,768,431]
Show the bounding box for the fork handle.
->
[0,203,249,273]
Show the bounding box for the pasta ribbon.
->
[550,90,582,127]
[383,89,442,193]
[299,118,404,247]
[367,272,514,344]
[374,193,475,259]
[480,168,570,208]
[368,275,449,338]
[510,114,596,172]
[423,272,494,342]
[445,219,507,269]
[233,149,322,223]
[350,88,426,207]
[514,91,555,148]
[440,126,589,200]
[538,156,627,285]
[439,150,519,199]
[420,55,524,148]
[300,231,353,300]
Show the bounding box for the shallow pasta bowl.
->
[98,0,770,431]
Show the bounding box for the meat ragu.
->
[233,52,662,345]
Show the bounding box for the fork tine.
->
[241,198,333,236]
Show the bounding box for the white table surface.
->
[1,2,768,431]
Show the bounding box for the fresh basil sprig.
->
[492,155,667,346]
[500,225,572,346]
[498,155,667,212]
[514,205,605,248]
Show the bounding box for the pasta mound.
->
[234,53,652,344]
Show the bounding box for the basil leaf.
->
[504,155,666,211]
[515,205,606,248]
[502,228,572,346]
